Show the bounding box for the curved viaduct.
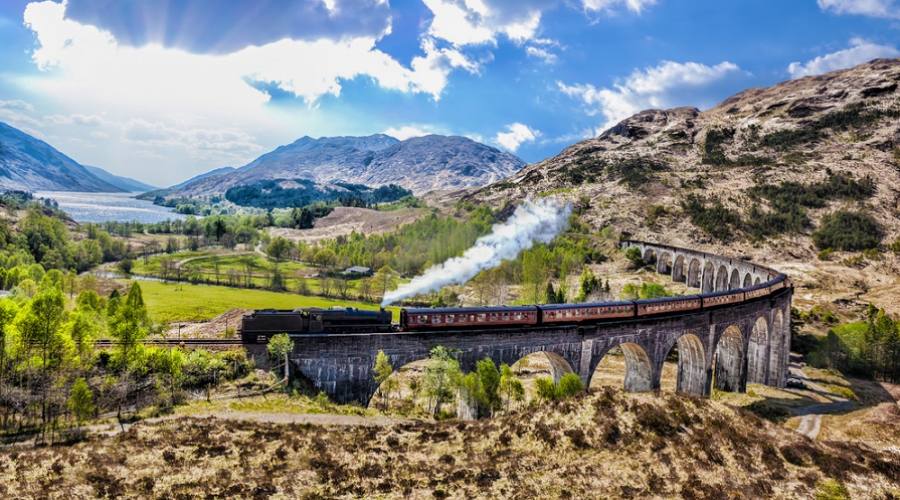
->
[246,240,792,404]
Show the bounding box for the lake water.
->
[36,191,185,224]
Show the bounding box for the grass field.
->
[130,280,398,324]
[131,250,367,295]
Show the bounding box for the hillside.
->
[160,134,524,198]
[0,122,124,192]
[473,59,900,258]
[2,389,897,497]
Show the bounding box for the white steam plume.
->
[381,197,573,306]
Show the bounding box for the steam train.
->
[240,275,788,343]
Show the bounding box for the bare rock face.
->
[164,134,524,198]
[473,58,900,259]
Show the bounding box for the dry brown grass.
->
[2,388,897,499]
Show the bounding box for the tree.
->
[266,237,292,262]
[476,358,501,416]
[67,378,94,430]
[423,346,461,417]
[335,277,351,299]
[0,300,19,427]
[545,283,558,304]
[117,258,134,275]
[372,265,398,301]
[267,333,294,382]
[498,363,524,412]
[522,245,551,304]
[577,267,600,302]
[16,286,67,434]
[357,278,373,302]
[109,283,151,368]
[373,350,397,410]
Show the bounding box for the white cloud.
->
[582,0,657,13]
[422,0,655,48]
[15,0,480,184]
[787,38,899,78]
[46,113,104,126]
[0,100,35,113]
[383,124,440,140]
[558,60,741,134]
[817,0,900,18]
[525,46,558,64]
[495,122,539,151]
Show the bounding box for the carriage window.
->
[432,315,442,324]
[446,315,454,323]
[477,314,486,321]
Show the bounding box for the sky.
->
[0,0,898,187]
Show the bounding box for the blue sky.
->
[0,0,898,186]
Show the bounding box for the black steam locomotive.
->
[241,307,393,342]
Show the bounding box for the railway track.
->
[94,338,244,347]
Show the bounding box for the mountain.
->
[160,134,524,198]
[473,58,900,259]
[0,122,124,192]
[83,165,156,192]
[138,166,236,199]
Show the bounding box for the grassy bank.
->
[130,280,397,324]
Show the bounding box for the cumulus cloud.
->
[24,1,473,105]
[422,0,655,50]
[383,124,440,140]
[15,0,481,184]
[422,0,545,46]
[557,60,741,134]
[787,38,899,78]
[63,0,394,53]
[525,45,558,64]
[495,122,540,151]
[817,0,900,18]
[582,0,658,13]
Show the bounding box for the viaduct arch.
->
[244,241,792,405]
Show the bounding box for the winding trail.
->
[790,366,856,440]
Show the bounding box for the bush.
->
[557,373,584,398]
[624,247,643,269]
[812,210,883,251]
[680,194,742,241]
[814,478,849,500]
[535,374,584,401]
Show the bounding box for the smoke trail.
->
[381,197,572,306]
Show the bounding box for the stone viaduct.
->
[245,240,792,405]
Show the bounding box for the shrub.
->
[624,247,643,269]
[680,194,742,241]
[557,373,584,398]
[814,478,849,500]
[812,211,883,251]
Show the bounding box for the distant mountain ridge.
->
[84,165,156,192]
[159,133,524,198]
[0,122,125,192]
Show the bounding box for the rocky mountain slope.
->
[474,58,900,262]
[161,134,524,198]
[0,122,124,192]
[84,165,156,192]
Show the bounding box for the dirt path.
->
[790,367,856,440]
